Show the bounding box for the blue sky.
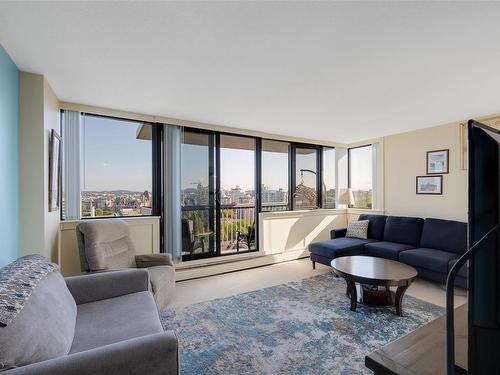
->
[82,115,152,192]
[82,116,370,192]
[181,144,289,192]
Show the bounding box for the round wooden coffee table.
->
[331,255,418,316]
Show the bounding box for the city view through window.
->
[79,115,153,218]
[180,135,339,259]
[261,140,289,211]
[66,115,362,260]
[181,133,263,258]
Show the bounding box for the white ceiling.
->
[1,1,500,143]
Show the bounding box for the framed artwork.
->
[416,175,443,195]
[427,149,449,174]
[49,129,61,212]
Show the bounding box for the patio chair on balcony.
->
[182,218,205,255]
[236,221,255,252]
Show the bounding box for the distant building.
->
[140,206,152,215]
[226,186,254,205]
[261,186,287,204]
[220,194,231,205]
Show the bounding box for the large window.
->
[80,114,153,218]
[261,140,290,211]
[322,147,336,208]
[349,145,373,209]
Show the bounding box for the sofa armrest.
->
[136,253,174,268]
[331,228,347,239]
[6,331,179,375]
[65,269,150,305]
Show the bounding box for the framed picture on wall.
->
[49,129,61,212]
[427,149,449,174]
[416,175,443,195]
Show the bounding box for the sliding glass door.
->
[219,135,257,254]
[181,130,257,260]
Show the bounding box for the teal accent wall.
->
[0,44,19,267]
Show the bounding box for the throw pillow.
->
[346,220,369,239]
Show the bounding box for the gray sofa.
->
[0,261,178,375]
[309,214,468,288]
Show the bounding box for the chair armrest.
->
[65,269,150,305]
[135,253,174,268]
[331,228,347,239]
[6,331,179,375]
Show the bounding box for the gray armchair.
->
[2,267,179,375]
[76,219,175,310]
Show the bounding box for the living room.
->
[1,2,499,374]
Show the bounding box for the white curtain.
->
[62,110,81,220]
[164,124,182,263]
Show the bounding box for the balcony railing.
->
[182,202,288,256]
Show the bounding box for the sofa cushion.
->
[364,241,415,261]
[0,270,77,369]
[448,259,468,279]
[399,248,458,274]
[358,214,387,240]
[70,291,162,354]
[346,220,369,239]
[383,216,424,247]
[309,237,377,259]
[420,218,467,255]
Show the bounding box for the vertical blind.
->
[62,110,81,220]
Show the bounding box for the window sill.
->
[259,208,346,219]
[60,216,161,230]
[347,208,385,214]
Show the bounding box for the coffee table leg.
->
[395,285,409,316]
[344,277,357,311]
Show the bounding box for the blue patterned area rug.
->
[161,273,444,375]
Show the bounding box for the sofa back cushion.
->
[358,214,387,240]
[77,219,136,271]
[420,218,467,254]
[0,269,76,370]
[383,216,424,247]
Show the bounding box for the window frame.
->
[60,110,159,221]
[321,146,337,209]
[260,139,291,212]
[181,127,261,261]
[291,143,322,210]
[348,144,373,209]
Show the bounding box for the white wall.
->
[259,208,346,254]
[19,72,60,260]
[44,79,60,261]
[383,122,467,221]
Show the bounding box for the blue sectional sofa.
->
[309,214,468,288]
